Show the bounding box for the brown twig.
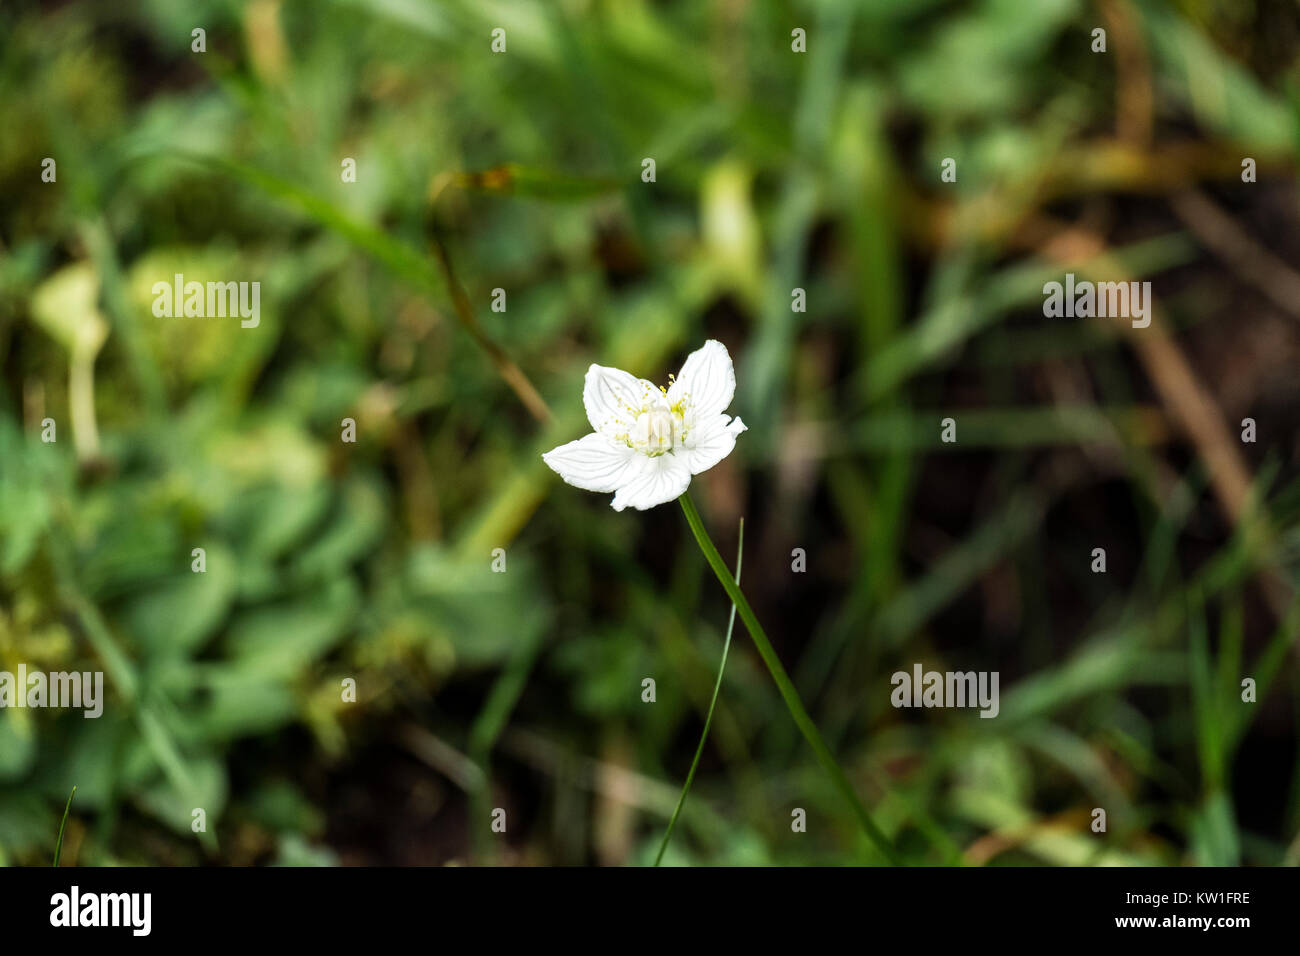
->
[423,171,553,425]
[427,236,553,425]
[1170,189,1300,323]
[1029,218,1291,617]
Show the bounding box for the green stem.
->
[678,491,901,865]
[655,518,744,866]
[53,786,77,867]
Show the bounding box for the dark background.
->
[1,0,1299,865]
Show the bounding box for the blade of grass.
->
[678,491,902,864]
[161,151,445,296]
[153,150,553,424]
[53,786,77,867]
[654,517,744,866]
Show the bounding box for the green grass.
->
[53,786,76,867]
[1,0,1298,866]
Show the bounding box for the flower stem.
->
[677,491,902,865]
[654,517,744,866]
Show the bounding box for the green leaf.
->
[121,544,238,655]
[223,577,360,676]
[136,755,227,837]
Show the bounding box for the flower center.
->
[629,408,680,456]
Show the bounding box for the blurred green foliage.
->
[2,0,1300,866]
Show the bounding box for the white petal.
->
[583,364,665,441]
[542,433,643,493]
[667,339,735,420]
[681,414,746,475]
[610,453,692,512]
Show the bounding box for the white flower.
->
[542,339,748,511]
